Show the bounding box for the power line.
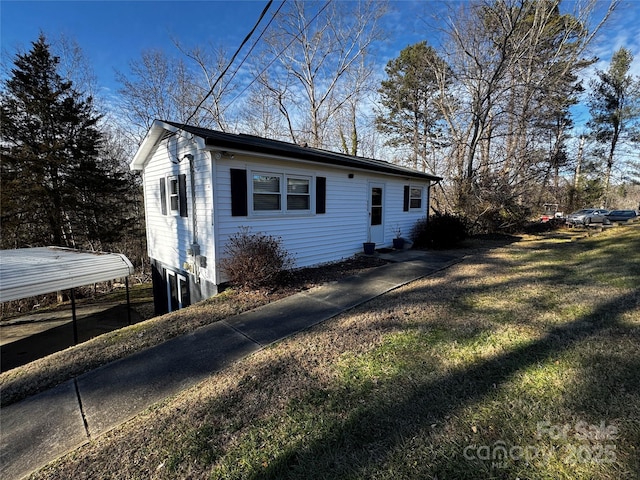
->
[184,0,273,126]
[219,0,332,117]
[219,0,286,96]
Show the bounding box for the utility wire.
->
[219,0,286,96]
[220,0,332,117]
[184,0,273,126]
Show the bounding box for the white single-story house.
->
[130,120,441,314]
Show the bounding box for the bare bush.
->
[220,228,295,289]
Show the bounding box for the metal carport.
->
[0,247,135,343]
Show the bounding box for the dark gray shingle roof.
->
[163,121,442,182]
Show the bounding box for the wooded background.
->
[2,0,639,263]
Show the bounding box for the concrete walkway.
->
[0,250,463,480]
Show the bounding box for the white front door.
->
[369,183,385,244]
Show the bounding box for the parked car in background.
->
[566,209,608,226]
[583,209,610,225]
[603,210,639,225]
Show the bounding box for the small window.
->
[253,174,282,211]
[287,177,310,210]
[160,174,188,217]
[168,176,180,214]
[409,186,422,210]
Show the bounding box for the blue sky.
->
[0,1,426,87]
[1,1,281,93]
[1,0,638,115]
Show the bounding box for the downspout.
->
[209,151,220,287]
[186,154,198,246]
[185,153,201,284]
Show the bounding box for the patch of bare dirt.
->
[272,255,390,293]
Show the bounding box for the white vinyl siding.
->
[213,156,430,279]
[141,135,215,285]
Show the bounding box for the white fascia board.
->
[130,121,208,171]
[206,146,426,182]
[130,120,174,171]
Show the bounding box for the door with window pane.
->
[166,270,188,312]
[369,183,384,244]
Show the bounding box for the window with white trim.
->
[251,171,311,214]
[287,176,310,210]
[253,173,281,211]
[159,174,188,217]
[409,186,423,210]
[168,176,180,214]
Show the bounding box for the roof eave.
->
[129,120,178,171]
[203,137,441,182]
[136,120,442,181]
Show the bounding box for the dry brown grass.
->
[0,255,388,406]
[18,227,640,479]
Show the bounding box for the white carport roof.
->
[0,247,134,303]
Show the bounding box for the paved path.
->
[0,250,463,480]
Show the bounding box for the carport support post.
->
[70,288,78,345]
[126,277,131,325]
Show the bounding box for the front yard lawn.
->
[31,226,640,479]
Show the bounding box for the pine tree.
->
[376,42,450,173]
[1,34,128,249]
[587,47,640,207]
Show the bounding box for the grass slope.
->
[30,226,640,479]
[0,257,387,406]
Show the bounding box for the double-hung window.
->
[252,171,311,214]
[409,186,423,209]
[168,176,180,214]
[230,169,324,217]
[286,177,310,210]
[159,174,188,217]
[403,185,424,211]
[253,174,282,211]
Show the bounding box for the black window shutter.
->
[403,185,410,212]
[160,178,167,215]
[230,169,248,216]
[178,174,188,217]
[316,176,326,214]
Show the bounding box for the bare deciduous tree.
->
[253,0,387,149]
[116,44,233,143]
[414,0,616,228]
